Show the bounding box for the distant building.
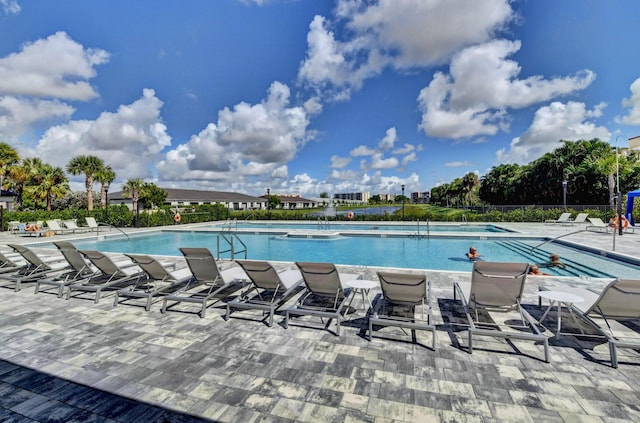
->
[629,135,640,151]
[108,188,266,211]
[263,194,319,210]
[334,192,370,204]
[411,191,430,203]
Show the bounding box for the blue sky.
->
[1,0,639,198]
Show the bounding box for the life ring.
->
[609,215,629,229]
[347,211,354,220]
[174,213,182,224]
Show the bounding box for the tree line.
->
[0,142,167,212]
[430,139,640,207]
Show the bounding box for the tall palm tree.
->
[0,142,19,190]
[122,178,144,214]
[95,165,116,208]
[66,155,104,211]
[30,164,69,211]
[461,172,479,207]
[8,158,42,210]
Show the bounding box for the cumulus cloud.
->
[497,101,610,163]
[0,31,109,100]
[331,155,351,169]
[157,81,312,187]
[28,89,171,182]
[299,0,513,101]
[0,32,109,142]
[620,76,640,125]
[417,39,595,139]
[445,161,472,167]
[1,0,20,14]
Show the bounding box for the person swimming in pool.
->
[466,246,481,261]
[528,265,549,276]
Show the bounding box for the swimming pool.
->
[38,230,640,279]
[214,220,509,233]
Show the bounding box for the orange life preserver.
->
[347,211,354,220]
[174,213,182,223]
[609,215,629,229]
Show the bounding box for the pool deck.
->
[0,222,639,422]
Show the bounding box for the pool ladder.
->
[317,218,330,229]
[216,223,247,259]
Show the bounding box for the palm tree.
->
[30,164,69,211]
[8,158,43,210]
[66,155,104,211]
[0,142,19,190]
[95,165,116,208]
[461,172,479,207]
[122,178,144,214]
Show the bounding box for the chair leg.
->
[224,304,231,321]
[161,299,168,314]
[95,289,101,304]
[610,342,618,368]
[145,296,152,312]
[113,293,119,307]
[468,331,474,353]
[284,310,289,328]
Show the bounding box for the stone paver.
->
[0,222,639,422]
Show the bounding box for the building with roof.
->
[108,188,266,211]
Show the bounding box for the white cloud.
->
[0,97,74,141]
[350,145,376,156]
[299,0,513,101]
[157,81,312,187]
[620,76,640,125]
[331,155,351,169]
[445,161,473,167]
[29,89,171,183]
[418,39,595,139]
[0,31,109,100]
[1,0,20,14]
[378,127,397,150]
[497,101,611,164]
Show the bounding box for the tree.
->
[95,165,116,209]
[122,178,144,213]
[319,192,329,198]
[7,158,40,210]
[66,155,105,211]
[461,172,479,207]
[29,163,69,211]
[0,142,19,189]
[139,183,167,209]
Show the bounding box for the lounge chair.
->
[453,261,549,362]
[62,219,91,233]
[539,279,640,368]
[586,217,611,233]
[544,212,572,225]
[35,241,96,297]
[568,212,589,225]
[284,262,361,336]
[114,254,194,311]
[66,250,143,303]
[225,260,304,327]
[0,251,24,273]
[367,271,436,349]
[85,217,102,232]
[16,223,47,237]
[161,248,247,318]
[46,220,74,235]
[0,244,70,292]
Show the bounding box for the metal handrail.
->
[96,222,130,240]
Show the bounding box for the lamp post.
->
[104,182,110,224]
[562,180,567,211]
[401,184,405,221]
[266,188,271,220]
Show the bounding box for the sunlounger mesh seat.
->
[1,244,69,292]
[454,261,549,362]
[285,262,360,336]
[368,271,436,349]
[161,248,246,318]
[115,254,193,311]
[35,241,96,297]
[226,260,303,326]
[540,279,640,367]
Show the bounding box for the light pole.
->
[266,188,271,220]
[401,184,405,221]
[562,180,567,211]
[104,182,110,224]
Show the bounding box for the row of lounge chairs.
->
[0,243,638,368]
[12,217,103,236]
[545,213,636,233]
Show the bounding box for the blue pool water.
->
[40,231,640,279]
[216,221,508,233]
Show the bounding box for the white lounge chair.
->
[62,219,91,233]
[545,212,572,225]
[586,217,610,233]
[46,220,74,235]
[85,217,103,232]
[568,213,589,225]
